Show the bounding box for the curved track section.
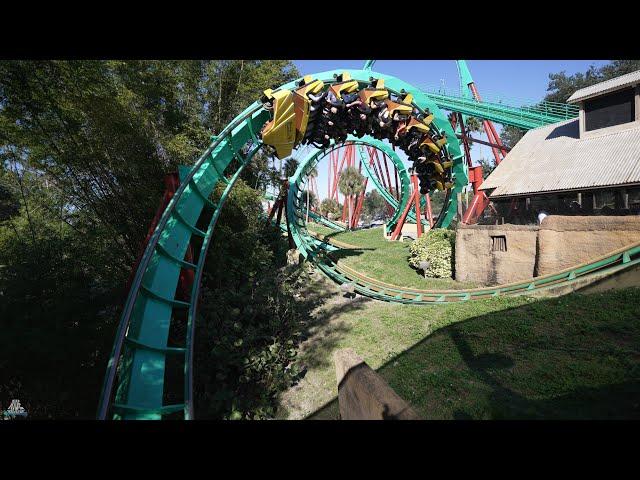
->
[99,69,462,420]
[98,102,268,420]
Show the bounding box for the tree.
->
[320,198,342,220]
[500,125,526,149]
[0,59,301,419]
[283,157,299,179]
[338,166,365,229]
[363,190,388,221]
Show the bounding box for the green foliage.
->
[363,189,388,221]
[500,125,526,149]
[194,180,307,419]
[319,198,342,220]
[408,228,456,278]
[0,60,301,418]
[283,157,300,178]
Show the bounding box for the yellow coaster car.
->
[384,92,413,118]
[358,78,389,106]
[435,135,448,148]
[293,75,324,143]
[260,88,297,159]
[328,72,359,100]
[421,113,434,126]
[430,173,453,191]
[405,116,430,134]
[419,135,440,154]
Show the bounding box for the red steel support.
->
[425,193,434,228]
[468,83,506,165]
[412,174,423,238]
[394,164,399,200]
[391,188,416,241]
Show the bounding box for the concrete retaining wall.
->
[536,216,640,276]
[455,224,539,286]
[455,215,640,285]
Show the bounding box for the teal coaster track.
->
[98,65,638,420]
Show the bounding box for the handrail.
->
[422,85,580,117]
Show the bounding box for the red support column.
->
[394,164,399,200]
[412,174,423,238]
[391,189,416,241]
[383,154,393,194]
[425,194,434,229]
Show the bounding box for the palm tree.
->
[464,116,484,134]
[338,166,365,229]
[283,157,300,179]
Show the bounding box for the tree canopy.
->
[0,60,302,419]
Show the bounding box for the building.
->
[479,70,640,224]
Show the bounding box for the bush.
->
[193,179,308,419]
[408,228,456,279]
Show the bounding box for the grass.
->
[280,284,640,420]
[276,272,531,419]
[305,223,476,290]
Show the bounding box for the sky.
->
[288,60,611,201]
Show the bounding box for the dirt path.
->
[276,272,376,419]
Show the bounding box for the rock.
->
[286,248,301,266]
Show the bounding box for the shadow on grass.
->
[308,288,640,420]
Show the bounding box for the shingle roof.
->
[567,70,640,104]
[480,118,640,197]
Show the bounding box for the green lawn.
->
[284,286,640,420]
[305,224,475,290]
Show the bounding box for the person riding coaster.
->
[260,73,454,194]
[305,72,359,147]
[293,75,325,144]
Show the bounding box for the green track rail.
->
[423,88,579,130]
[288,167,640,303]
[306,210,346,232]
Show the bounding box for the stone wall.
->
[455,215,640,285]
[536,216,640,276]
[455,224,539,285]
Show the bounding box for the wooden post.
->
[334,349,421,420]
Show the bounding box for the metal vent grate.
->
[491,235,507,252]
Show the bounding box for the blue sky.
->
[289,60,610,201]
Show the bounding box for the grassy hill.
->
[277,275,640,420]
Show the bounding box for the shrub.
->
[193,179,308,419]
[408,228,456,279]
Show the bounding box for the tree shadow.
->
[306,289,640,420]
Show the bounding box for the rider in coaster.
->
[343,92,371,137]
